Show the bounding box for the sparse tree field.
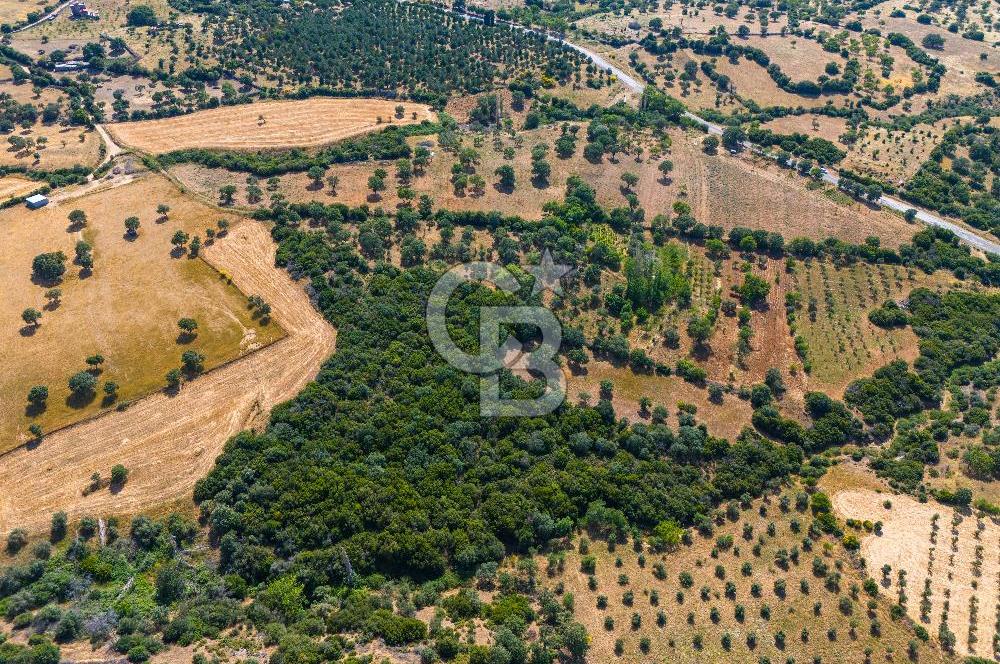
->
[106,98,435,154]
[786,259,966,395]
[834,485,1000,659]
[0,124,104,170]
[547,485,957,664]
[0,174,283,450]
[564,360,756,440]
[170,127,921,248]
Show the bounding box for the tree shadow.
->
[170,246,186,259]
[19,325,38,337]
[66,390,97,409]
[176,332,197,344]
[690,344,713,361]
[306,181,323,192]
[79,267,93,279]
[493,182,514,195]
[124,232,138,242]
[24,402,46,417]
[531,176,550,190]
[43,300,61,312]
[30,275,63,288]
[101,394,117,408]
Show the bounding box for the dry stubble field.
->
[0,175,39,201]
[0,213,337,534]
[834,489,1000,659]
[0,174,284,449]
[107,98,434,153]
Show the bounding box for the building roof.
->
[26,194,48,204]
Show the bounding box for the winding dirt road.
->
[0,220,336,533]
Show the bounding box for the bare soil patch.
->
[0,215,336,534]
[107,98,434,153]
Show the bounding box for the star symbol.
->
[527,250,572,296]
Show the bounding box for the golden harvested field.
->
[107,98,435,153]
[0,214,337,534]
[834,489,1000,659]
[0,175,39,201]
[0,124,103,170]
[0,174,283,451]
[547,486,956,664]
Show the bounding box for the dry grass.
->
[787,259,962,395]
[0,175,40,201]
[564,360,756,440]
[0,123,103,170]
[171,125,920,250]
[10,0,214,73]
[741,35,841,81]
[107,98,434,153]
[0,0,47,24]
[834,489,1000,659]
[545,485,956,663]
[855,11,1000,98]
[844,118,959,185]
[0,211,336,534]
[0,173,283,451]
[760,115,849,144]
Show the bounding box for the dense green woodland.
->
[178,0,583,104]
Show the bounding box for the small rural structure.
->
[25,194,48,209]
[69,2,99,19]
[54,60,89,72]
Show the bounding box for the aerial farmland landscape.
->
[0,0,999,660]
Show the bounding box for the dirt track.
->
[0,220,336,533]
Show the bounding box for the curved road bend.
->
[440,4,1000,256]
